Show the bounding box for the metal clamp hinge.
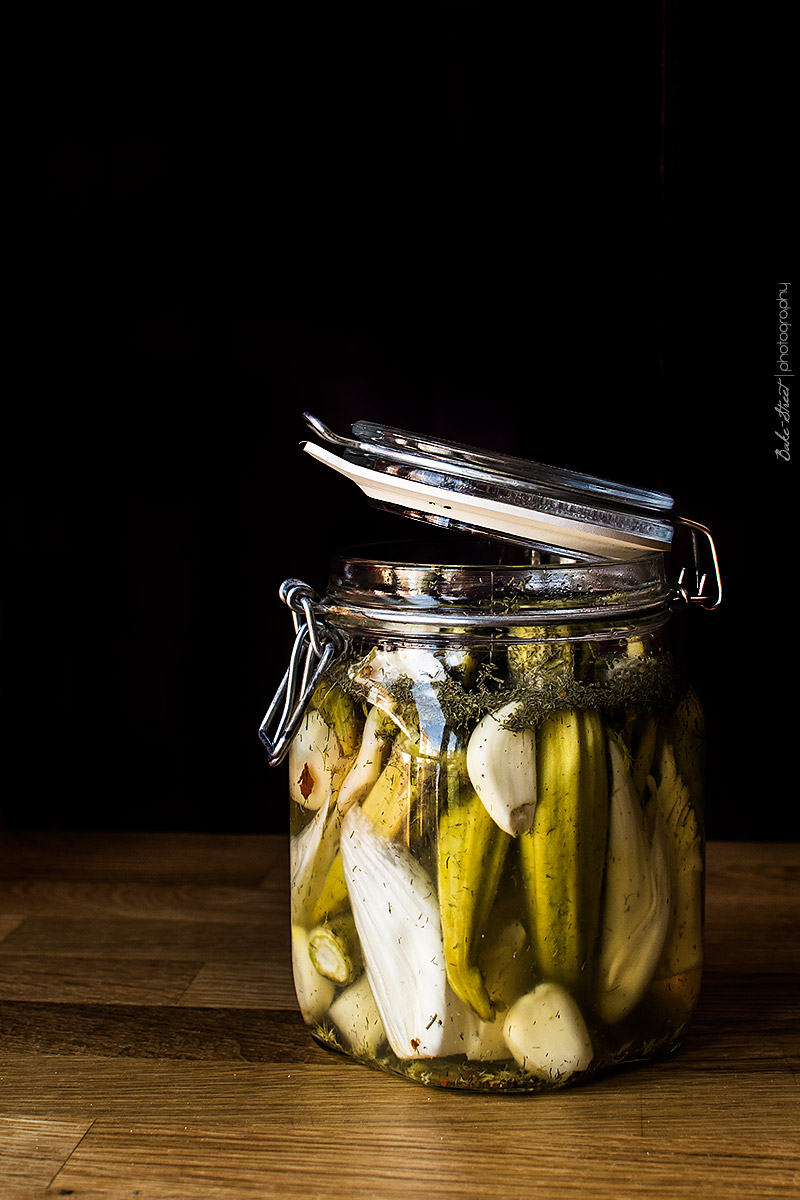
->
[258,579,347,767]
[671,518,723,611]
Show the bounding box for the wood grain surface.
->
[0,834,797,1199]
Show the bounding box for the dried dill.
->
[433,649,684,735]
[433,659,509,735]
[318,635,683,744]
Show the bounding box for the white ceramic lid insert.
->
[301,413,675,562]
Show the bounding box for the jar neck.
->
[319,540,675,642]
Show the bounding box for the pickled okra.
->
[288,635,704,1092]
[518,708,609,995]
[438,779,511,1021]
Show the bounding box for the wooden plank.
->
[0,957,295,1011]
[0,1057,419,1123]
[0,1115,91,1190]
[0,1002,314,1062]
[703,909,800,973]
[0,958,204,1005]
[0,915,24,942]
[691,973,800,1044]
[176,960,296,1009]
[0,878,288,923]
[0,916,288,962]
[46,1120,800,1200]
[705,840,800,881]
[703,844,799,976]
[1,1053,797,1130]
[637,1072,800,1136]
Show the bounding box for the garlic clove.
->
[329,973,386,1055]
[289,709,348,811]
[291,924,336,1022]
[466,702,537,836]
[503,982,593,1080]
[462,1010,513,1062]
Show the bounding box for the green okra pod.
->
[518,708,609,994]
[438,779,511,1022]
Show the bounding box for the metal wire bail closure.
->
[671,518,723,611]
[258,579,347,767]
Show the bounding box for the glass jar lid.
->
[302,413,675,562]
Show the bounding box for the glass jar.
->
[267,535,706,1093]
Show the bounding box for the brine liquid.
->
[310,968,702,1093]
[288,638,705,1092]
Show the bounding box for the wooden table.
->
[0,833,797,1199]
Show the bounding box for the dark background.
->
[2,4,795,840]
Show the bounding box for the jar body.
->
[287,549,705,1092]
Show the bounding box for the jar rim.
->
[319,539,674,634]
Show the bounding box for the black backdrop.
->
[2,4,795,839]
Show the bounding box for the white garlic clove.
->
[291,924,336,1022]
[466,701,537,836]
[289,709,348,811]
[503,982,593,1080]
[329,973,386,1055]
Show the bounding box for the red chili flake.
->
[298,763,315,801]
[410,1038,421,1051]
